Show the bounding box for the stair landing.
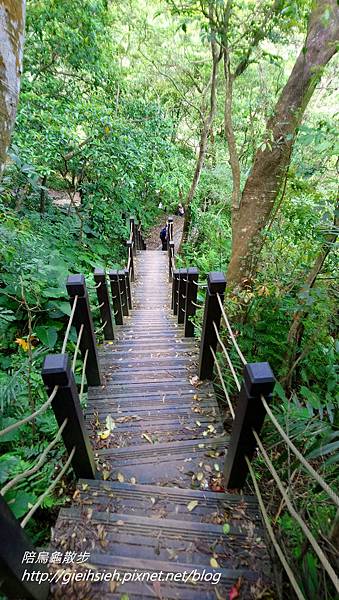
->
[51,251,272,599]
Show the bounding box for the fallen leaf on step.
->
[117,472,125,483]
[86,509,93,521]
[197,472,204,481]
[99,431,111,440]
[187,500,198,512]
[130,477,136,484]
[142,433,153,444]
[102,470,110,481]
[210,557,220,568]
[116,520,124,526]
[223,523,230,534]
[81,483,89,491]
[229,577,242,600]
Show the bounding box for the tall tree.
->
[0,0,26,176]
[181,3,221,246]
[227,0,339,288]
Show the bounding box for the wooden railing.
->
[0,216,146,600]
[167,218,339,599]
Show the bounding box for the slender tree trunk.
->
[223,49,241,213]
[227,0,339,288]
[180,25,220,248]
[0,0,26,177]
[283,200,338,390]
[39,174,47,213]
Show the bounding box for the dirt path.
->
[145,214,184,250]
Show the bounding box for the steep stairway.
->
[51,251,272,599]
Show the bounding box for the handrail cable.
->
[245,457,306,600]
[94,281,101,290]
[212,322,241,391]
[71,323,84,372]
[79,349,89,401]
[21,447,75,528]
[216,293,246,365]
[253,430,339,590]
[61,295,79,354]
[210,346,235,418]
[191,300,204,309]
[261,395,339,507]
[95,320,108,335]
[1,419,68,496]
[0,386,59,438]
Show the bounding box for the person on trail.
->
[177,203,185,217]
[160,225,168,251]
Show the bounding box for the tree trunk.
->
[223,49,240,212]
[0,1,26,177]
[227,0,339,288]
[283,199,338,391]
[180,21,220,249]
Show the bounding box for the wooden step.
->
[95,436,228,487]
[75,479,261,525]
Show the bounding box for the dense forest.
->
[0,1,338,599]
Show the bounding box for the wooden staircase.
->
[51,251,272,599]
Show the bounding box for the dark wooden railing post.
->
[118,269,129,317]
[66,274,102,386]
[93,269,114,340]
[184,267,199,337]
[127,240,135,282]
[168,241,174,281]
[109,270,123,325]
[172,269,180,316]
[129,217,136,256]
[177,268,188,325]
[198,272,226,380]
[134,220,140,250]
[0,495,49,600]
[167,216,173,241]
[124,268,132,310]
[224,362,275,489]
[137,224,142,250]
[42,353,97,480]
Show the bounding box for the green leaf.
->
[35,326,58,348]
[6,491,37,519]
[223,523,230,534]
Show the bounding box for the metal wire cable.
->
[210,347,235,419]
[61,295,79,354]
[261,395,339,507]
[191,300,204,309]
[212,322,241,391]
[193,280,207,288]
[0,386,59,438]
[95,320,108,335]
[253,430,339,591]
[79,350,89,401]
[94,281,102,289]
[1,419,68,496]
[71,324,84,372]
[21,447,75,528]
[245,457,306,600]
[216,293,246,365]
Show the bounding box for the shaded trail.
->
[50,250,271,599]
